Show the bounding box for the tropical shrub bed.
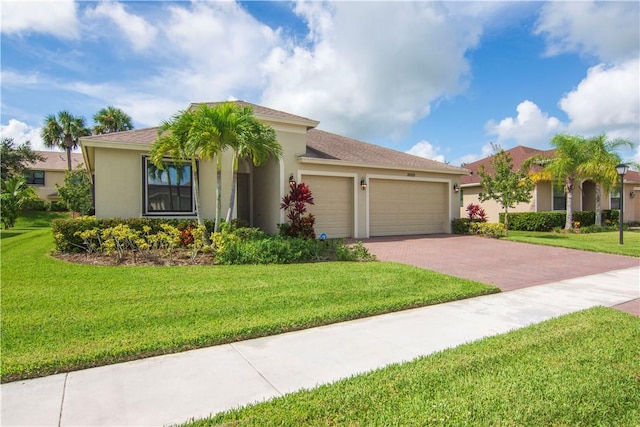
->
[52,218,374,265]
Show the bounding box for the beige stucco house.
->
[80,101,469,238]
[460,145,640,224]
[25,151,84,202]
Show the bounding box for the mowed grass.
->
[0,229,498,382]
[188,307,640,426]
[505,229,640,257]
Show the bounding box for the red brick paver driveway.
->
[362,234,639,315]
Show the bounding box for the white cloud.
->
[86,1,158,52]
[455,143,494,166]
[0,119,46,151]
[406,141,445,163]
[261,1,484,140]
[535,1,639,63]
[0,0,79,39]
[560,59,640,142]
[485,100,563,147]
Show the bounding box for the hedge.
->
[499,210,620,232]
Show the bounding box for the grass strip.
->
[188,307,640,426]
[504,230,640,257]
[0,229,498,382]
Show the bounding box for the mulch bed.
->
[53,251,214,266]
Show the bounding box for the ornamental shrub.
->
[52,217,215,253]
[468,222,506,238]
[499,212,565,231]
[451,218,471,235]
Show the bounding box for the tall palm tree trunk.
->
[215,154,223,232]
[191,158,202,225]
[595,184,602,226]
[565,178,574,230]
[226,153,239,224]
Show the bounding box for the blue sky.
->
[1,1,639,166]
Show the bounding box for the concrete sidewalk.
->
[2,266,639,427]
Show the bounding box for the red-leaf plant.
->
[280,182,316,239]
[466,203,488,222]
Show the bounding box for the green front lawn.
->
[504,230,640,257]
[0,229,498,382]
[188,307,640,426]
[13,210,71,228]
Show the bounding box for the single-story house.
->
[460,145,640,223]
[25,151,84,202]
[80,101,469,238]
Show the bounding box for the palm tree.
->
[41,111,91,170]
[188,103,247,231]
[1,175,38,229]
[578,134,634,226]
[93,106,134,134]
[525,134,591,230]
[225,110,281,223]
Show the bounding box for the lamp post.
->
[615,163,629,245]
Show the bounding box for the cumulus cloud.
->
[455,143,495,166]
[406,141,445,163]
[0,119,46,151]
[86,1,158,52]
[559,59,640,142]
[261,1,484,139]
[485,100,563,147]
[1,0,79,39]
[535,1,639,63]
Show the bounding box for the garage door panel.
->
[370,179,447,236]
[303,175,353,238]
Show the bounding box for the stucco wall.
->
[460,185,535,223]
[94,147,144,218]
[28,170,66,201]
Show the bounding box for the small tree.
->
[478,145,534,236]
[1,137,45,181]
[56,167,94,216]
[279,182,316,239]
[1,176,38,228]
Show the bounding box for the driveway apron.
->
[361,234,639,292]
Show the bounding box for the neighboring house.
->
[460,145,640,224]
[80,101,469,238]
[25,151,84,202]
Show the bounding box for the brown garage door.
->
[302,175,353,238]
[370,179,447,236]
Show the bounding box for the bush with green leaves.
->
[468,222,506,238]
[52,217,215,253]
[56,168,94,216]
[1,176,39,229]
[451,218,471,235]
[501,211,608,231]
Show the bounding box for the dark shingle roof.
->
[461,146,552,185]
[81,101,465,174]
[305,129,467,173]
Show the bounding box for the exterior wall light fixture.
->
[360,178,367,190]
[453,183,460,193]
[289,174,296,185]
